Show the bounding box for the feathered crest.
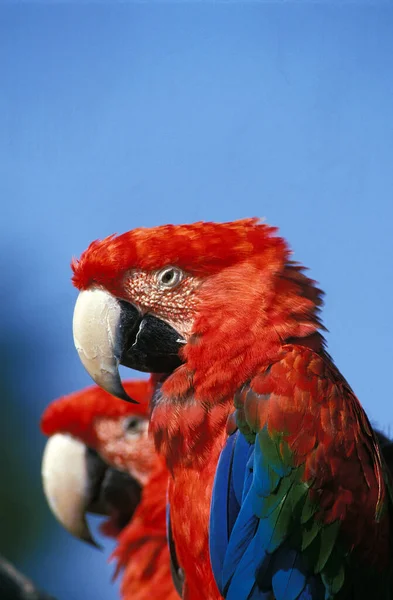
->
[71,218,289,290]
[41,379,153,447]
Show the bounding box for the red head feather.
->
[71,218,289,291]
[41,379,153,449]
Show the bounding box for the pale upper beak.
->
[72,288,184,403]
[41,433,103,547]
[73,288,135,403]
[42,432,143,548]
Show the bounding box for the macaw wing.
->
[210,347,393,600]
[210,426,324,600]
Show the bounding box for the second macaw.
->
[70,218,393,600]
[41,379,179,600]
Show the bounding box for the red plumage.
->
[71,218,393,598]
[71,218,286,293]
[110,459,176,600]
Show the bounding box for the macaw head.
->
[41,379,155,546]
[71,219,324,403]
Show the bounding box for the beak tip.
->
[87,537,103,551]
[107,379,139,404]
[121,393,139,405]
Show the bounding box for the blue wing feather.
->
[271,546,307,600]
[226,539,272,600]
[232,431,254,505]
[209,430,239,592]
[209,424,338,600]
[222,488,259,593]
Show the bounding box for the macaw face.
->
[42,434,141,547]
[72,268,201,402]
[71,219,296,402]
[41,380,154,546]
[93,413,155,486]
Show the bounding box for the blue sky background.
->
[1,2,392,599]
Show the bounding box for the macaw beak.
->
[72,288,183,402]
[41,434,141,547]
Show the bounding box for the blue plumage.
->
[226,539,271,600]
[209,430,240,593]
[209,425,342,600]
[210,430,255,595]
[222,489,259,593]
[232,431,254,505]
[271,546,306,600]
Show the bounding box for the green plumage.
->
[254,426,364,599]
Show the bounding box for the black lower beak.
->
[98,467,141,531]
[118,302,183,373]
[86,449,141,531]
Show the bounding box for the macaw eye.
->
[156,267,183,289]
[123,416,147,437]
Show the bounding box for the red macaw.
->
[41,379,179,600]
[70,219,393,600]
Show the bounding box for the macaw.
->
[41,379,180,600]
[70,218,393,600]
